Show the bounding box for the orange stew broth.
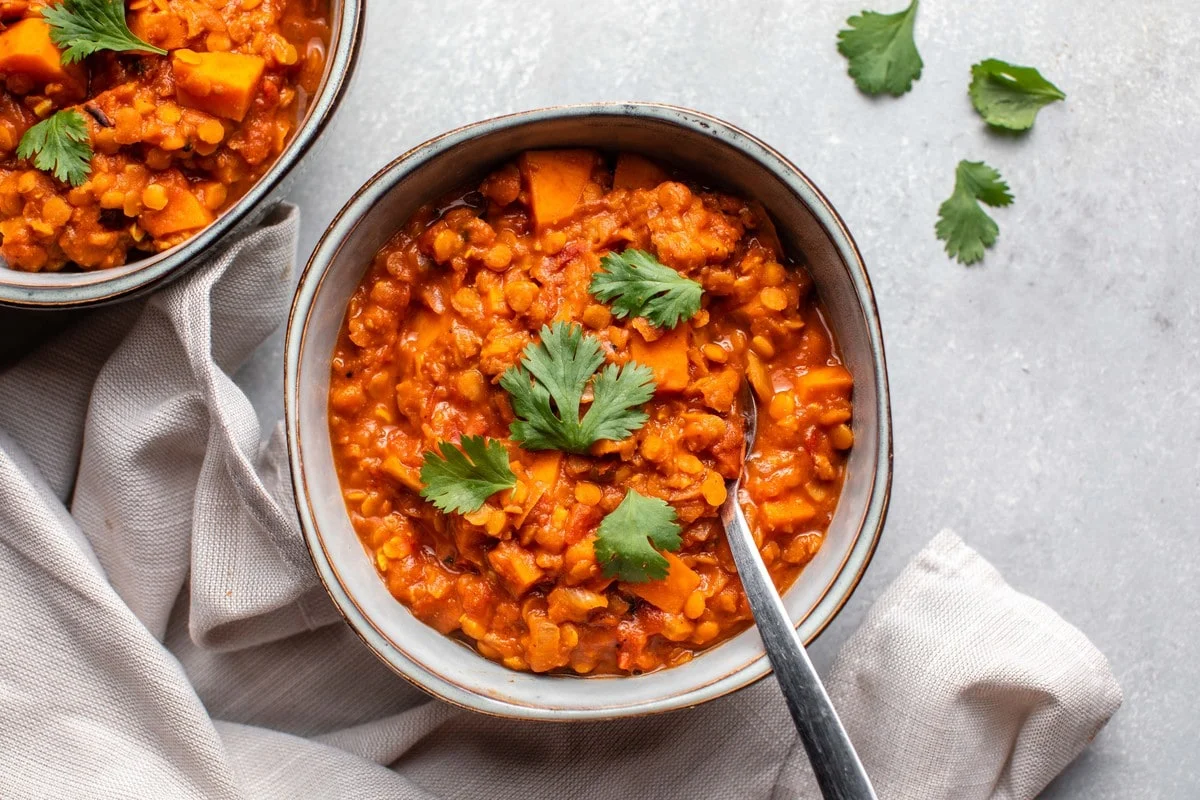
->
[0,0,330,271]
[328,151,855,675]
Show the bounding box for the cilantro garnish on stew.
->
[837,0,923,97]
[969,59,1066,132]
[589,249,703,329]
[594,489,682,583]
[499,322,656,454]
[41,0,167,63]
[935,161,1014,266]
[419,436,517,515]
[17,110,93,187]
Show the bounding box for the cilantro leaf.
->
[17,110,93,187]
[935,161,1014,266]
[499,322,656,454]
[594,489,682,583]
[969,59,1066,131]
[418,436,517,515]
[837,0,923,97]
[589,249,703,329]
[41,0,167,64]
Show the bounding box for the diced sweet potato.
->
[613,153,668,191]
[631,325,690,392]
[129,9,190,50]
[487,540,544,596]
[529,450,563,487]
[511,451,563,527]
[796,365,854,400]
[626,552,700,614]
[0,18,84,92]
[138,177,215,238]
[172,50,266,122]
[761,498,817,533]
[518,149,594,231]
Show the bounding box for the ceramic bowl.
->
[285,103,892,720]
[0,0,364,309]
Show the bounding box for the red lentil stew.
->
[0,0,330,272]
[328,150,855,675]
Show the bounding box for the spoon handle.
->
[721,496,877,800]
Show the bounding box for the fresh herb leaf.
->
[589,249,703,329]
[837,0,923,97]
[418,436,517,515]
[41,0,167,63]
[969,59,1066,131]
[594,489,682,583]
[17,109,93,187]
[935,161,1014,266]
[499,322,656,454]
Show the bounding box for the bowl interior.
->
[289,105,890,719]
[0,0,359,306]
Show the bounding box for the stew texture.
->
[329,151,855,674]
[0,0,329,271]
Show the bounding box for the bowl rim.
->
[0,0,365,309]
[285,102,893,720]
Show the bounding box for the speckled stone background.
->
[4,0,1198,796]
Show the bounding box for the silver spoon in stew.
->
[720,384,877,800]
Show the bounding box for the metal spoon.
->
[720,386,877,800]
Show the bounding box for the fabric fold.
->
[775,530,1123,800]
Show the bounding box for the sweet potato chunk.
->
[796,365,854,400]
[139,176,215,238]
[631,325,690,392]
[510,451,563,527]
[613,153,668,191]
[130,9,190,51]
[0,18,84,92]
[518,149,594,231]
[488,540,545,596]
[761,498,817,533]
[626,552,700,614]
[172,50,266,122]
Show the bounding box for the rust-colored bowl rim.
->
[285,102,893,720]
[0,0,364,309]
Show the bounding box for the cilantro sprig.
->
[418,436,516,515]
[499,322,656,454]
[935,161,1014,266]
[17,110,93,187]
[589,249,703,329]
[969,59,1066,132]
[837,0,923,97]
[41,0,167,63]
[594,489,682,583]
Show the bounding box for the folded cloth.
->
[0,206,1121,800]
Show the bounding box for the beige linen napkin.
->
[0,206,1121,799]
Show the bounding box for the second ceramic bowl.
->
[0,0,364,309]
[286,103,892,720]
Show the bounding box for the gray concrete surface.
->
[5,0,1198,796]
